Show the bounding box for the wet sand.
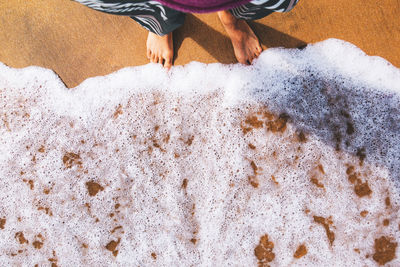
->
[0,0,399,88]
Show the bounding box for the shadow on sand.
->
[174,14,307,64]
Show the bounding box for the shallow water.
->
[0,39,399,266]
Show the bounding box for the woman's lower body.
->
[75,0,300,67]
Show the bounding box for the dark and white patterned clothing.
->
[75,0,299,36]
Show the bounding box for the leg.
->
[219,0,300,64]
[74,0,186,68]
[217,10,262,65]
[129,4,186,68]
[146,32,174,68]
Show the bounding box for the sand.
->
[1,1,400,265]
[0,0,399,88]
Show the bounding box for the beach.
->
[1,1,400,266]
[0,0,399,88]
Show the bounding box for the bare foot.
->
[218,10,262,65]
[146,32,173,69]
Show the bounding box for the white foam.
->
[0,39,399,266]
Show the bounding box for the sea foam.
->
[0,39,399,266]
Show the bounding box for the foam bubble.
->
[0,39,399,266]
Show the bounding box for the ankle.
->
[217,10,239,27]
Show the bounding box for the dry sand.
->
[0,0,399,88]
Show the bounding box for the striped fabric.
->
[251,0,299,12]
[74,0,299,35]
[75,0,169,16]
[232,0,299,20]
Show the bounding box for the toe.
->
[256,44,263,53]
[253,52,260,61]
[247,53,255,64]
[164,58,173,69]
[146,49,152,59]
[150,53,157,63]
[163,51,173,61]
[237,55,248,65]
